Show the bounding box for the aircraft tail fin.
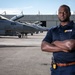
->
[10,13,24,21]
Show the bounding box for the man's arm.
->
[41,41,69,52]
[52,39,75,52]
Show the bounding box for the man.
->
[41,5,75,75]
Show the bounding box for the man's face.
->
[58,6,70,22]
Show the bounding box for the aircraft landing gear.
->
[31,33,33,36]
[25,33,27,36]
[18,35,21,38]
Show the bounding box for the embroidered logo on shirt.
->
[64,29,72,32]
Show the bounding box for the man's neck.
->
[60,21,70,26]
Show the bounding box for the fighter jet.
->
[25,21,49,33]
[0,15,39,38]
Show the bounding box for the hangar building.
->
[4,15,75,28]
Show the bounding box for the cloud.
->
[0,6,33,15]
[0,9,20,15]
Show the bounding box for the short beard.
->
[59,18,70,22]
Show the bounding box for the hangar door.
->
[41,21,46,27]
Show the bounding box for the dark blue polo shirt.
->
[43,21,75,63]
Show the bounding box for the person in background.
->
[41,4,75,75]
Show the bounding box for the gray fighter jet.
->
[25,21,49,33]
[0,15,39,38]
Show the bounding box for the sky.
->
[0,0,75,15]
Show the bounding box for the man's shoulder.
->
[49,26,58,31]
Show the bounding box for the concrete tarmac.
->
[0,32,52,75]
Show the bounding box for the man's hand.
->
[52,39,75,52]
[65,39,75,50]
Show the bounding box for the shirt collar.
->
[58,21,74,29]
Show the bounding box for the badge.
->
[64,29,72,32]
[52,63,57,69]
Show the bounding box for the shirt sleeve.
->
[42,29,53,43]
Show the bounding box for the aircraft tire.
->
[18,35,21,38]
[31,33,33,36]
